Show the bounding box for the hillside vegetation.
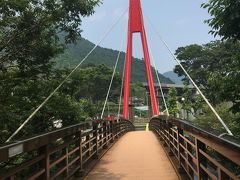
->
[54,38,173,84]
[163,71,183,85]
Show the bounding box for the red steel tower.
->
[123,0,159,119]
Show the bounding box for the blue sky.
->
[81,0,216,73]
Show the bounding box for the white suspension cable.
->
[117,55,126,119]
[145,14,233,136]
[148,46,169,116]
[101,40,124,119]
[143,16,169,116]
[6,9,128,142]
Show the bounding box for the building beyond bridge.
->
[142,83,197,98]
[140,83,198,119]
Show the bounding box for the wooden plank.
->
[199,149,238,179]
[1,155,45,179]
[0,123,86,162]
[196,134,240,166]
[50,166,67,180]
[200,164,218,180]
[49,138,77,155]
[68,147,79,156]
[28,169,45,180]
[158,116,240,165]
[85,131,179,180]
[0,120,134,180]
[50,154,67,168]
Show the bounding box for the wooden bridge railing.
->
[0,119,134,180]
[150,116,240,180]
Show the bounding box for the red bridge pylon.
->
[123,0,159,119]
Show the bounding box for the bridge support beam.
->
[123,0,159,119]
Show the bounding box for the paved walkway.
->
[85,131,179,180]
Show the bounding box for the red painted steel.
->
[123,0,159,119]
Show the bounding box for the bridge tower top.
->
[129,0,143,32]
[123,0,159,119]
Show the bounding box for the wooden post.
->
[86,134,90,158]
[118,121,121,137]
[196,139,207,180]
[157,121,163,141]
[177,128,185,173]
[115,122,119,139]
[162,122,168,147]
[218,169,228,180]
[110,121,114,143]
[76,131,83,176]
[65,147,69,176]
[103,121,108,149]
[62,135,72,177]
[168,123,174,156]
[39,145,50,180]
[98,123,102,148]
[93,122,99,159]
[186,142,193,177]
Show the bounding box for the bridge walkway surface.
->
[85,131,179,180]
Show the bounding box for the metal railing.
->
[150,116,240,180]
[0,119,134,180]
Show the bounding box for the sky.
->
[81,0,217,73]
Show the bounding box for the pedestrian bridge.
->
[1,0,240,179]
[86,131,179,180]
[1,116,239,180]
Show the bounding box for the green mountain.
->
[163,71,183,85]
[55,38,174,84]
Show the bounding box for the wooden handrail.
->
[150,116,240,180]
[0,119,135,180]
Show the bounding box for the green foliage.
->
[0,65,120,143]
[63,64,121,102]
[194,103,240,138]
[182,83,193,114]
[202,0,240,40]
[54,38,174,84]
[0,0,101,77]
[193,94,205,114]
[0,71,84,142]
[167,87,179,116]
[174,44,207,85]
[181,83,193,120]
[174,40,240,111]
[130,83,146,100]
[0,0,102,143]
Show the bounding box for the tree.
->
[63,65,121,103]
[0,0,102,143]
[182,83,193,120]
[193,94,204,115]
[174,40,240,111]
[167,87,179,117]
[0,74,85,142]
[130,83,146,100]
[194,103,240,138]
[0,0,101,77]
[0,65,121,143]
[202,0,240,40]
[54,38,174,84]
[174,44,206,85]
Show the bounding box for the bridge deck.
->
[85,131,179,180]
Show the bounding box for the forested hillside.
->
[54,38,173,84]
[163,71,183,85]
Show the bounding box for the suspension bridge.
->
[0,0,239,180]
